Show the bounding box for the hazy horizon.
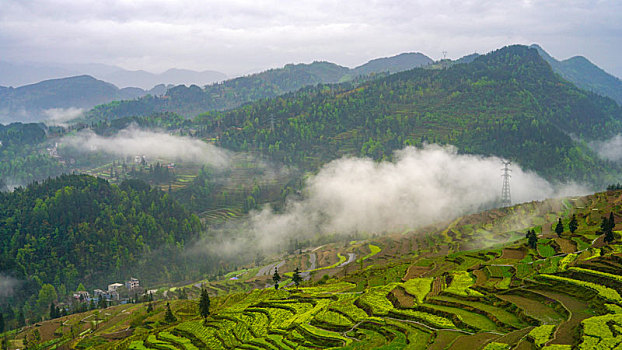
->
[1,0,621,80]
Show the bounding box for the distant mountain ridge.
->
[0,61,226,89]
[85,52,434,121]
[0,75,166,123]
[529,44,622,105]
[352,52,433,75]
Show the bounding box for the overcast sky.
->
[1,0,620,78]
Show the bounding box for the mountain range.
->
[0,61,226,89]
[0,76,168,124]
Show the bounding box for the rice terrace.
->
[5,189,622,349]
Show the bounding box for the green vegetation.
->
[528,324,556,347]
[402,277,433,304]
[0,174,202,324]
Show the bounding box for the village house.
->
[125,277,140,290]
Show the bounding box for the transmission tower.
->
[501,160,512,207]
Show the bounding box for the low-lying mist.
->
[589,134,622,162]
[43,107,84,126]
[0,275,19,298]
[61,126,230,166]
[197,145,589,256]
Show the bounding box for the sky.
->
[1,0,621,78]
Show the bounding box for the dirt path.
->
[300,253,317,281]
[530,290,591,345]
[256,260,285,277]
[339,253,356,267]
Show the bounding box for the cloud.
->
[589,134,622,162]
[197,144,590,254]
[0,0,620,78]
[61,126,230,166]
[0,275,19,298]
[43,107,83,126]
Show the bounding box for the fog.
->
[0,275,19,298]
[589,134,622,162]
[61,126,230,166]
[43,107,84,126]
[199,145,589,254]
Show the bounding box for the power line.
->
[501,160,512,207]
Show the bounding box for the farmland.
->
[3,190,622,349]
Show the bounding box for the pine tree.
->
[273,267,281,290]
[526,230,538,249]
[609,212,615,231]
[569,214,578,234]
[604,228,615,243]
[0,312,4,333]
[199,289,210,320]
[555,218,563,237]
[49,303,57,319]
[164,302,177,323]
[292,267,302,288]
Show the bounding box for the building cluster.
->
[72,277,142,303]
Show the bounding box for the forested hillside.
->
[195,45,622,184]
[84,54,434,121]
[0,76,163,123]
[531,44,622,105]
[0,175,202,322]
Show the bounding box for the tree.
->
[609,212,615,231]
[164,302,177,323]
[555,218,563,237]
[569,214,578,234]
[49,303,57,319]
[0,312,4,333]
[98,296,107,309]
[526,230,538,249]
[199,289,210,320]
[292,267,302,288]
[146,302,153,313]
[36,284,58,315]
[604,228,615,243]
[272,267,281,290]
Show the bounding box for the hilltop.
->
[83,53,433,121]
[199,45,622,184]
[530,44,622,105]
[2,188,620,349]
[0,76,166,123]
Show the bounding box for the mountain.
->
[84,53,435,121]
[530,44,622,105]
[352,52,433,76]
[0,61,227,90]
[0,75,165,123]
[100,68,227,90]
[199,45,622,184]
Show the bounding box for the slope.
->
[531,44,622,105]
[202,45,622,184]
[83,53,434,121]
[0,76,161,123]
[0,175,202,323]
[6,189,621,349]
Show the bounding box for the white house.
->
[125,277,140,290]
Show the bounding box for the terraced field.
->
[5,191,622,349]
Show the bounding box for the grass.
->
[539,274,622,303]
[528,324,556,347]
[358,244,382,262]
[444,271,484,297]
[402,277,433,304]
